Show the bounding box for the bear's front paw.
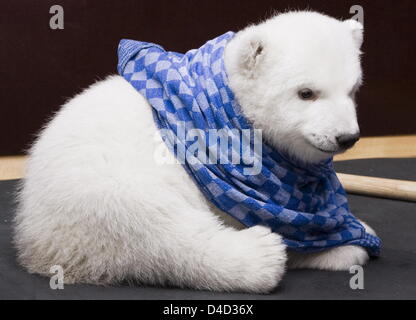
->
[237,226,288,292]
[288,245,369,271]
[208,225,287,293]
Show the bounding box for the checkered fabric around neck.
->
[117,31,381,256]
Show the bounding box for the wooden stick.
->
[337,173,416,202]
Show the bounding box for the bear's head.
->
[225,11,363,164]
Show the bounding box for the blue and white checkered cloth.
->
[117,32,381,256]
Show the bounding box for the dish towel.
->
[117,31,381,256]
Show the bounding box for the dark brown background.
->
[1,0,415,155]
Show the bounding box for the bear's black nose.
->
[336,133,360,149]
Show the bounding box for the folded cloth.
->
[117,32,381,256]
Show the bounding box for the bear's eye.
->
[298,88,316,100]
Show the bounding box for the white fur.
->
[225,11,362,163]
[13,11,374,293]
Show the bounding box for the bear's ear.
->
[344,19,363,49]
[237,33,266,78]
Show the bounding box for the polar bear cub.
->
[14,11,374,293]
